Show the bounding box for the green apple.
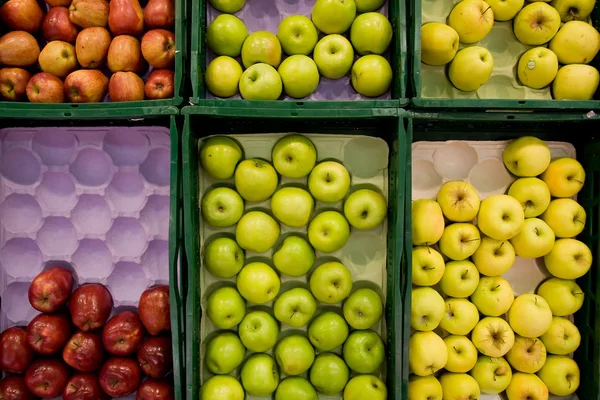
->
[506,373,549,400]
[240,353,279,396]
[470,276,514,317]
[409,331,448,376]
[503,136,551,177]
[510,217,556,259]
[343,189,387,230]
[277,15,319,56]
[412,246,445,286]
[471,236,515,277]
[514,2,561,45]
[506,336,547,373]
[278,55,320,98]
[342,330,385,374]
[313,34,354,79]
[439,260,480,298]
[436,180,481,222]
[272,134,317,178]
[209,0,245,13]
[439,298,479,336]
[486,0,524,20]
[352,55,392,97]
[238,310,278,352]
[553,64,600,100]
[235,211,280,253]
[537,355,580,396]
[200,375,244,400]
[544,238,592,279]
[241,31,282,69]
[507,178,551,218]
[541,157,586,197]
[272,235,315,277]
[509,294,553,338]
[541,198,586,238]
[408,375,443,400]
[206,14,248,57]
[309,261,353,303]
[308,161,351,203]
[200,136,242,180]
[271,187,314,227]
[275,335,315,375]
[448,46,494,91]
[540,316,581,355]
[234,158,278,202]
[412,199,445,246]
[448,0,494,43]
[308,311,349,351]
[537,277,584,316]
[205,332,246,375]
[307,211,350,253]
[477,194,525,241]
[438,223,481,261]
[309,352,349,396]
[420,22,459,66]
[552,0,595,21]
[206,286,246,329]
[311,0,357,34]
[275,377,318,400]
[274,287,317,327]
[471,317,515,357]
[550,21,600,64]
[470,356,512,394]
[344,375,387,400]
[201,187,244,228]
[238,63,283,100]
[203,237,244,279]
[411,287,445,331]
[444,335,478,373]
[350,12,392,55]
[517,47,559,90]
[343,288,383,329]
[355,0,385,11]
[205,56,244,98]
[236,262,280,304]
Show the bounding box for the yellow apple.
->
[411,287,445,331]
[436,180,481,222]
[408,375,443,400]
[541,199,586,238]
[444,335,478,373]
[470,276,515,317]
[486,0,524,20]
[439,260,480,298]
[517,47,559,89]
[439,223,481,261]
[471,317,515,357]
[552,64,600,100]
[471,236,516,276]
[448,46,494,91]
[470,356,512,394]
[412,199,445,246]
[552,0,595,22]
[412,246,445,286]
[502,136,551,177]
[509,218,555,259]
[549,21,600,64]
[477,194,525,241]
[421,22,459,66]
[509,294,553,338]
[506,336,547,373]
[507,178,551,218]
[537,355,580,396]
[514,2,561,45]
[537,277,584,316]
[448,0,494,43]
[506,372,549,400]
[440,298,480,335]
[540,157,585,198]
[439,373,480,399]
[540,316,581,355]
[544,238,592,279]
[409,331,448,376]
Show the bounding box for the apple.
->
[275,377,318,400]
[275,335,315,376]
[311,0,356,34]
[503,136,551,177]
[343,288,383,329]
[506,336,547,373]
[477,194,525,241]
[552,0,595,21]
[137,335,173,378]
[544,238,592,279]
[507,178,551,218]
[309,352,349,396]
[271,187,314,227]
[200,136,242,180]
[411,286,445,331]
[313,34,354,79]
[420,22,459,66]
[342,330,385,374]
[550,21,600,65]
[76,27,111,68]
[350,12,392,55]
[0,0,44,33]
[237,262,281,304]
[278,54,320,98]
[308,311,349,351]
[145,69,174,99]
[308,161,350,202]
[63,331,104,372]
[440,298,479,335]
[69,283,112,331]
[540,157,586,197]
[344,189,387,230]
[352,55,392,97]
[412,246,445,286]
[407,375,443,400]
[409,331,448,376]
[307,211,351,253]
[43,7,78,43]
[436,180,481,222]
[510,217,556,258]
[0,327,35,374]
[98,357,141,397]
[470,356,512,394]
[235,211,280,253]
[238,63,283,100]
[139,285,170,335]
[206,14,248,57]
[63,373,108,400]
[0,31,41,67]
[537,277,584,316]
[517,47,559,89]
[25,358,70,398]
[205,56,242,98]
[26,72,65,103]
[209,0,245,13]
[0,67,31,101]
[38,40,78,79]
[27,313,72,354]
[440,373,480,399]
[412,199,445,246]
[540,316,581,355]
[274,287,317,327]
[439,260,480,298]
[0,376,37,400]
[205,332,245,375]
[309,261,353,304]
[344,375,386,400]
[144,0,175,29]
[470,276,515,317]
[444,335,478,373]
[506,372,549,400]
[537,355,580,396]
[486,0,524,20]
[47,0,73,6]
[471,317,515,357]
[514,2,561,45]
[541,198,586,238]
[238,311,278,352]
[201,187,244,228]
[107,34,144,73]
[271,134,317,178]
[141,29,175,68]
[109,71,145,102]
[471,236,515,277]
[355,0,385,11]
[241,31,282,69]
[102,311,144,356]
[206,286,245,329]
[240,354,279,396]
[203,237,244,279]
[448,0,494,43]
[509,294,553,338]
[69,0,109,28]
[438,223,481,261]
[136,379,174,399]
[448,46,494,91]
[64,69,109,103]
[107,0,144,36]
[272,235,315,277]
[200,376,244,400]
[277,15,318,56]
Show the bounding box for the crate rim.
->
[181,104,403,118]
[0,105,180,119]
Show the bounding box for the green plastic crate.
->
[182,105,405,400]
[189,0,408,110]
[401,110,600,399]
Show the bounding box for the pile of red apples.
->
[0,0,175,103]
[0,266,174,399]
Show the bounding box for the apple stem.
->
[463,238,480,243]
[574,219,584,224]
[494,242,505,255]
[483,5,491,14]
[573,179,584,185]
[493,285,500,290]
[573,292,584,295]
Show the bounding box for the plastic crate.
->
[0,108,185,400]
[181,105,404,400]
[189,0,408,110]
[401,110,600,399]
[409,0,600,110]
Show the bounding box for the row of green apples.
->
[409,137,590,399]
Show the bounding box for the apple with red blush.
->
[137,379,174,400]
[102,310,144,356]
[145,69,174,99]
[0,327,35,374]
[69,283,113,331]
[141,29,175,68]
[26,73,65,103]
[63,373,108,400]
[0,68,31,101]
[25,358,70,398]
[28,266,74,313]
[139,285,170,335]
[0,376,38,400]
[98,357,141,397]
[43,6,78,43]
[63,331,104,372]
[137,335,173,378]
[27,313,73,355]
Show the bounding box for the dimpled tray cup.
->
[0,126,171,399]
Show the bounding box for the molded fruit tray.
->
[401,111,600,400]
[182,107,403,400]
[189,0,407,109]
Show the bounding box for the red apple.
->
[63,373,108,400]
[108,71,145,102]
[141,29,175,68]
[98,357,141,398]
[137,335,172,378]
[25,358,70,398]
[75,27,111,68]
[0,67,31,101]
[27,72,65,103]
[138,285,170,335]
[145,69,174,100]
[0,327,35,374]
[0,376,38,400]
[28,266,74,313]
[0,0,45,33]
[0,31,41,67]
[107,35,145,73]
[136,379,174,400]
[69,0,109,28]
[43,7,78,43]
[27,313,73,355]
[62,331,104,372]
[102,311,144,356]
[64,69,109,103]
[143,0,174,29]
[69,283,113,330]
[108,0,144,36]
